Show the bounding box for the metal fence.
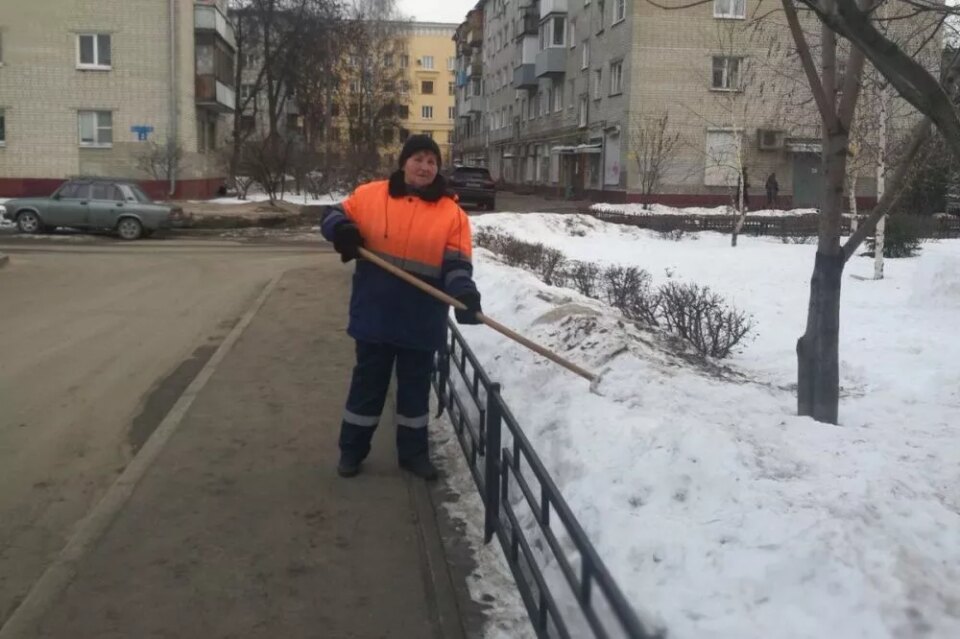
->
[588,210,960,239]
[433,322,661,639]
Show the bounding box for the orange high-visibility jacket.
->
[321,173,478,350]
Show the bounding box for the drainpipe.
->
[168,0,178,197]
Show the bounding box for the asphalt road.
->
[0,236,322,625]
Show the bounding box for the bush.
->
[476,230,753,358]
[867,216,923,258]
[566,261,602,298]
[658,282,753,358]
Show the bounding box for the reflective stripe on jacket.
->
[321,172,478,351]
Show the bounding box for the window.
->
[400,54,409,68]
[331,103,341,117]
[554,81,563,111]
[704,129,741,186]
[597,0,606,32]
[568,79,576,109]
[385,53,394,66]
[0,32,4,64]
[399,127,410,139]
[329,127,340,142]
[448,106,456,119]
[614,0,626,22]
[593,68,603,99]
[77,33,111,69]
[349,103,359,117]
[242,52,259,68]
[91,183,123,201]
[240,115,255,134]
[240,83,255,100]
[384,80,396,93]
[421,55,434,69]
[400,80,410,94]
[448,56,456,70]
[422,105,434,119]
[382,128,395,143]
[579,95,588,127]
[350,79,361,93]
[78,110,112,147]
[422,130,433,138]
[552,16,566,46]
[609,60,623,94]
[449,81,455,95]
[421,80,434,94]
[396,105,408,119]
[570,20,577,47]
[0,109,5,145]
[714,0,746,18]
[712,56,742,90]
[582,40,590,69]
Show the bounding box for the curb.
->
[0,253,8,269]
[0,274,282,639]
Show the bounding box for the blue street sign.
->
[131,125,154,141]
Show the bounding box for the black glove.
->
[454,291,482,325]
[333,222,363,263]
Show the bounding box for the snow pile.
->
[909,252,960,308]
[0,200,14,229]
[591,202,819,218]
[195,192,345,206]
[454,213,960,639]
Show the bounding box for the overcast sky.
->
[397,0,474,24]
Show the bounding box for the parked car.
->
[448,166,496,210]
[0,178,183,240]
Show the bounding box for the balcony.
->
[468,56,483,77]
[535,48,566,77]
[196,75,236,112]
[539,0,568,17]
[513,64,537,88]
[515,8,538,39]
[194,2,236,49]
[458,95,484,117]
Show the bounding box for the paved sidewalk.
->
[8,263,470,639]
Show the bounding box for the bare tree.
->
[136,140,184,183]
[779,0,944,423]
[336,0,410,173]
[628,112,681,207]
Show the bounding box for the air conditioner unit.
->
[757,128,784,150]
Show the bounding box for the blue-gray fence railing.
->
[433,322,662,639]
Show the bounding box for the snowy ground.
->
[592,202,820,218]
[449,213,960,639]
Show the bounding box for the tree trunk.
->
[797,250,844,423]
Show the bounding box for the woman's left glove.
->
[454,291,483,325]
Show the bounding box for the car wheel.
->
[116,217,143,241]
[16,211,41,234]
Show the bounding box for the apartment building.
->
[0,0,236,199]
[404,23,458,166]
[455,0,907,206]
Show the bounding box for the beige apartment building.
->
[0,0,235,199]
[455,0,922,207]
[402,23,458,166]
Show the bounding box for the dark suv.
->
[448,166,496,210]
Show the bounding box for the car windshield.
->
[453,168,491,180]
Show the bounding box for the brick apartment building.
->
[0,0,235,199]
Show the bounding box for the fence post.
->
[484,383,502,544]
[435,340,449,417]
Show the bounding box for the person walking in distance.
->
[765,172,780,209]
[320,135,482,480]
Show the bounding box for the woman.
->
[320,135,482,480]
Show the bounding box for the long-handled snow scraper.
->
[357,247,605,391]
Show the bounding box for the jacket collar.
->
[388,170,453,203]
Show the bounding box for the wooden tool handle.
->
[356,247,596,382]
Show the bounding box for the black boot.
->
[399,456,439,481]
[337,457,362,478]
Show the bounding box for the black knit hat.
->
[398,134,442,169]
